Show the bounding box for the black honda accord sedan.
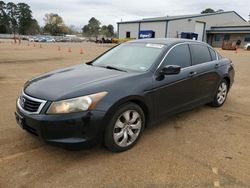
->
[15,38,234,152]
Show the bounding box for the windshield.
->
[92,43,165,72]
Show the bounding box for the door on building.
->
[195,22,205,41]
[126,32,131,38]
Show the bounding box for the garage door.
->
[195,22,205,41]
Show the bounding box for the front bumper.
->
[15,106,106,148]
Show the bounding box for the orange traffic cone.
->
[33,43,36,47]
[68,47,72,53]
[58,46,61,51]
[80,48,83,54]
[28,42,30,46]
[39,44,42,48]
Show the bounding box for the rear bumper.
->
[228,64,235,89]
[15,107,106,148]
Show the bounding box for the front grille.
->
[18,91,46,114]
[22,97,41,112]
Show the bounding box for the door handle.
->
[215,63,219,69]
[189,71,197,77]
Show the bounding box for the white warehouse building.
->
[117,11,250,47]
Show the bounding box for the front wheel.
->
[210,79,228,107]
[104,103,145,152]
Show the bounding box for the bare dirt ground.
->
[0,39,250,188]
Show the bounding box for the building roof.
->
[211,23,250,28]
[117,11,246,24]
[207,23,250,34]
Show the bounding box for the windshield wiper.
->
[106,66,127,72]
[97,65,127,72]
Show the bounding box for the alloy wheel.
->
[113,110,142,147]
[217,82,228,105]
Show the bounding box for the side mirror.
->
[160,65,181,75]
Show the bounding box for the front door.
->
[152,43,197,118]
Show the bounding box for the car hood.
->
[24,64,127,101]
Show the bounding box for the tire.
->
[104,103,145,152]
[247,46,250,51]
[210,79,228,107]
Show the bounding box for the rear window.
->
[190,44,212,65]
[209,48,217,61]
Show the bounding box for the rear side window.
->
[209,48,217,61]
[190,44,212,65]
[162,44,191,68]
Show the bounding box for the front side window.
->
[162,44,191,68]
[92,43,165,72]
[190,44,212,65]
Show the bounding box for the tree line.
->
[0,1,115,38]
[82,17,114,39]
[0,1,39,34]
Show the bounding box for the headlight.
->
[47,92,107,114]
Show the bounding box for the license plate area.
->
[15,112,24,129]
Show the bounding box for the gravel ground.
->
[0,39,250,188]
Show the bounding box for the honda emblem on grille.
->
[20,96,26,108]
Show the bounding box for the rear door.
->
[188,43,221,102]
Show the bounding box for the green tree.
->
[201,8,215,14]
[17,3,33,34]
[82,17,101,40]
[26,19,40,35]
[0,1,10,33]
[100,24,114,38]
[82,25,91,38]
[107,24,114,37]
[216,9,224,13]
[6,2,18,34]
[100,25,108,36]
[43,13,68,35]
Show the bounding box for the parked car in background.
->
[45,37,55,42]
[28,36,55,43]
[15,38,235,152]
[28,37,35,42]
[244,43,250,50]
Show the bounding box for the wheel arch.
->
[103,96,150,128]
[223,76,230,88]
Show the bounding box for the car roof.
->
[128,38,209,46]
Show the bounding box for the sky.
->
[8,0,250,30]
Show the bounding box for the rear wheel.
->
[104,103,145,152]
[210,79,228,107]
[247,46,250,51]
